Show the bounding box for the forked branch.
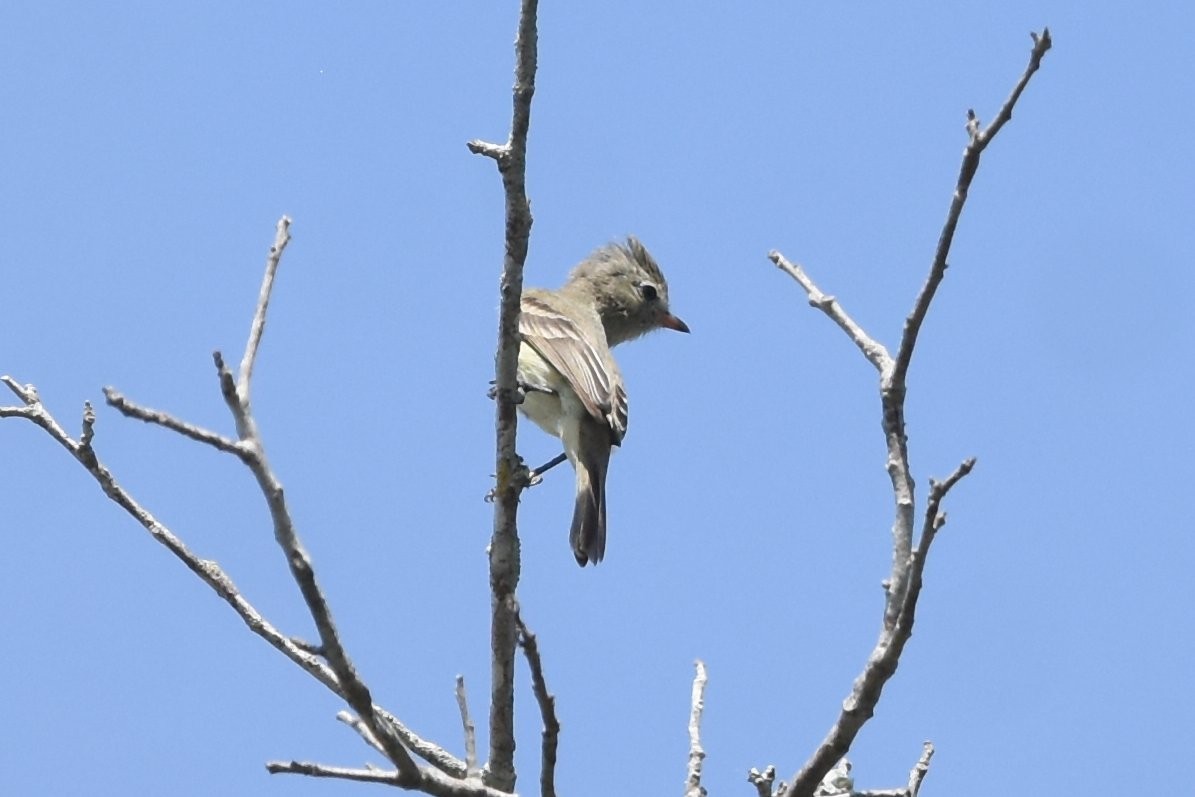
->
[1,218,503,797]
[767,30,1051,797]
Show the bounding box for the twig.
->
[3,378,468,784]
[103,386,242,456]
[767,253,891,373]
[849,742,933,797]
[516,611,559,797]
[266,760,511,797]
[893,29,1052,390]
[2,380,337,693]
[906,741,933,797]
[266,760,401,784]
[684,660,709,797]
[336,707,468,778]
[776,31,1050,797]
[469,0,539,791]
[375,706,468,778]
[238,216,291,407]
[891,459,977,649]
[337,710,388,757]
[456,676,479,778]
[204,220,419,782]
[5,221,474,790]
[748,765,780,797]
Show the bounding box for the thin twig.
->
[238,215,291,406]
[469,0,539,791]
[5,222,462,789]
[103,386,242,456]
[892,459,977,637]
[266,760,511,797]
[456,676,479,777]
[0,379,361,704]
[684,660,709,797]
[336,708,466,778]
[778,31,1050,797]
[516,611,559,797]
[907,741,934,797]
[266,760,401,784]
[206,221,420,783]
[848,741,933,797]
[376,707,468,778]
[893,30,1052,389]
[5,222,483,791]
[767,252,891,373]
[337,711,387,757]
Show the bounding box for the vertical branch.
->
[237,216,291,415]
[515,612,559,797]
[468,0,539,791]
[684,660,709,797]
[456,676,480,778]
[773,30,1051,797]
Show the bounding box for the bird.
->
[516,236,688,565]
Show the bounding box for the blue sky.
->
[2,2,1192,796]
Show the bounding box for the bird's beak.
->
[661,313,690,334]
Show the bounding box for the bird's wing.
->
[520,293,627,444]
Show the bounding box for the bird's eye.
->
[639,283,659,302]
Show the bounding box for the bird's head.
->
[565,236,689,346]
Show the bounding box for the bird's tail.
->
[570,429,611,566]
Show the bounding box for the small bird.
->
[517,237,688,566]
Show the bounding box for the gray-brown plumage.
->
[517,237,688,566]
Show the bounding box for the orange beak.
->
[661,313,690,333]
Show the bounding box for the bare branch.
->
[767,252,892,373]
[336,708,469,778]
[456,676,480,778]
[266,760,401,784]
[213,350,250,440]
[471,0,539,791]
[79,401,96,449]
[238,215,291,405]
[103,386,242,455]
[684,660,709,797]
[907,741,934,797]
[892,29,1052,389]
[375,706,468,778]
[516,611,559,797]
[266,760,511,797]
[200,221,421,783]
[466,140,506,160]
[893,459,977,639]
[1,381,342,696]
[748,765,782,797]
[1,377,75,448]
[4,376,461,784]
[337,710,388,757]
[848,742,933,797]
[1,375,37,404]
[777,31,1050,797]
[5,220,455,788]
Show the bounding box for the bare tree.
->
[0,2,1050,795]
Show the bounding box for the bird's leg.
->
[527,452,567,486]
[488,381,555,404]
